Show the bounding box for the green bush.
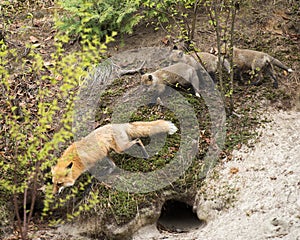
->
[143,0,198,41]
[0,27,110,238]
[56,0,143,40]
[55,0,200,42]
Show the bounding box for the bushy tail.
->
[270,56,293,72]
[127,120,178,139]
[165,121,178,135]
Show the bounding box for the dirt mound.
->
[133,109,300,239]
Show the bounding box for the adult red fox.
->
[51,120,178,194]
[230,47,293,88]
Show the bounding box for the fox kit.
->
[231,47,293,88]
[168,50,202,71]
[51,120,178,194]
[141,62,201,97]
[191,52,231,81]
[168,50,230,81]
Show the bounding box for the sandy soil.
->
[133,109,300,240]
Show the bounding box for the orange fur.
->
[51,120,177,194]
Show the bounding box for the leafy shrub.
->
[143,0,197,41]
[56,0,199,42]
[56,0,143,40]
[0,28,110,239]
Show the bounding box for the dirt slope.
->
[133,109,300,240]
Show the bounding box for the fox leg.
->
[149,91,164,107]
[115,138,149,159]
[235,68,244,84]
[251,70,263,86]
[135,138,149,159]
[266,66,278,88]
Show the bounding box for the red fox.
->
[230,47,293,88]
[168,49,202,71]
[191,52,231,81]
[141,62,201,97]
[51,120,178,194]
[168,50,230,81]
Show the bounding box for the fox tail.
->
[270,57,293,73]
[126,120,178,139]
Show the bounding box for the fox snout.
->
[52,183,60,195]
[52,180,76,195]
[51,162,76,195]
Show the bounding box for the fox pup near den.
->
[229,46,293,88]
[51,120,178,194]
[141,62,201,97]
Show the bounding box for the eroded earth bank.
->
[133,109,300,240]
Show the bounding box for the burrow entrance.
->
[157,199,206,233]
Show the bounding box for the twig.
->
[190,0,200,41]
[27,162,40,228]
[12,143,26,240]
[232,111,242,118]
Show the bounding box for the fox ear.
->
[148,74,153,81]
[178,51,184,58]
[65,162,73,176]
[66,162,73,169]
